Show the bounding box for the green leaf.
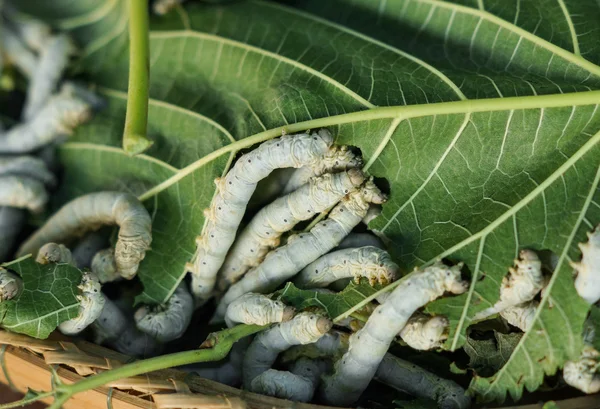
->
[276,281,382,320]
[464,331,522,377]
[0,257,82,339]
[14,0,600,399]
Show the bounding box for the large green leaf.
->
[0,257,82,339]
[14,0,600,400]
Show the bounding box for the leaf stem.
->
[0,391,54,409]
[123,0,153,155]
[46,325,264,409]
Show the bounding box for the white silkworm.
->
[399,312,449,351]
[35,243,75,266]
[282,145,362,195]
[499,301,539,332]
[320,261,469,405]
[336,233,384,250]
[18,191,152,279]
[293,246,399,289]
[0,156,56,186]
[23,34,75,121]
[250,369,315,402]
[563,345,600,394]
[58,272,105,336]
[375,353,471,409]
[72,231,109,269]
[0,25,37,77]
[573,225,600,305]
[0,207,25,262]
[188,130,333,302]
[0,176,48,213]
[243,312,332,388]
[134,283,194,343]
[0,83,92,154]
[474,249,544,321]
[91,248,120,284]
[213,180,387,322]
[224,293,295,328]
[218,169,365,290]
[0,268,22,302]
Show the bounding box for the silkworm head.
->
[282,306,296,322]
[443,264,469,294]
[347,168,366,187]
[361,178,388,204]
[316,129,334,146]
[134,305,152,323]
[0,269,22,302]
[317,317,333,333]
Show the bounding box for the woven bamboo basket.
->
[0,330,598,409]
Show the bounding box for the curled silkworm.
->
[320,261,468,405]
[294,246,399,289]
[0,156,56,186]
[500,300,539,332]
[134,283,194,343]
[0,83,92,154]
[399,312,449,350]
[225,293,295,328]
[213,180,387,322]
[243,312,332,388]
[72,231,109,269]
[0,268,23,302]
[219,169,365,289]
[336,233,384,250]
[474,249,544,321]
[18,191,152,279]
[375,353,471,409]
[35,243,75,266]
[0,176,48,213]
[573,225,600,305]
[23,34,75,121]
[91,249,120,284]
[188,130,333,303]
[282,145,362,195]
[92,296,162,358]
[58,272,105,336]
[0,207,25,262]
[0,25,37,77]
[250,369,315,402]
[563,345,600,394]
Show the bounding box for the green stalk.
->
[123,0,153,155]
[46,325,265,409]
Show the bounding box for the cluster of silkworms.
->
[0,8,100,262]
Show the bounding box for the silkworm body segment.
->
[0,268,23,302]
[58,272,105,335]
[573,225,600,305]
[224,293,295,328]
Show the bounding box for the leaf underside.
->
[14,0,600,401]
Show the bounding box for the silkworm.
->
[282,145,362,195]
[3,6,51,51]
[0,83,92,154]
[375,353,471,409]
[499,301,539,332]
[23,34,75,121]
[0,207,25,262]
[293,246,399,289]
[282,331,350,364]
[224,293,295,328]
[212,180,387,322]
[188,130,333,302]
[0,176,48,213]
[0,156,56,186]
[58,272,105,336]
[134,283,194,343]
[72,231,109,269]
[336,233,384,250]
[35,243,75,266]
[18,191,152,279]
[0,25,37,77]
[474,249,544,321]
[399,312,449,351]
[91,249,120,284]
[320,261,469,405]
[563,345,600,394]
[91,296,162,358]
[573,225,600,305]
[218,169,365,290]
[250,369,315,402]
[0,268,23,302]
[243,312,332,388]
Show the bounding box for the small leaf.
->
[0,257,82,339]
[464,331,522,377]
